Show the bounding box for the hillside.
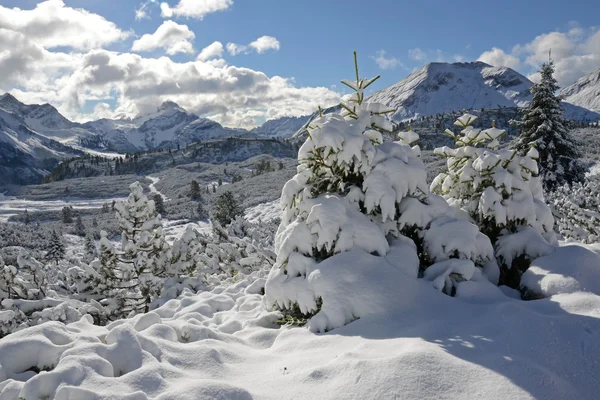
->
[560,68,600,113]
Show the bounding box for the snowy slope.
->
[0,108,82,184]
[250,115,311,139]
[368,61,600,122]
[0,94,94,147]
[560,68,600,113]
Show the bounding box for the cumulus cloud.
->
[477,47,522,69]
[226,36,280,56]
[478,27,600,86]
[132,20,195,55]
[371,50,402,70]
[135,0,159,20]
[160,0,233,19]
[249,36,280,54]
[0,0,130,50]
[197,41,224,61]
[0,6,337,129]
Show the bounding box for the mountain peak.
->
[0,93,22,106]
[157,100,185,113]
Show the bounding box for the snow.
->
[244,199,281,224]
[146,176,169,202]
[1,241,600,399]
[0,196,126,223]
[521,243,600,297]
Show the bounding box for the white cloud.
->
[197,41,224,61]
[371,50,401,70]
[479,26,600,86]
[0,0,130,50]
[477,47,522,69]
[408,48,427,62]
[249,36,280,54]
[132,20,195,55]
[135,0,158,20]
[226,42,245,56]
[226,36,281,56]
[408,48,464,64]
[0,7,337,129]
[160,0,232,19]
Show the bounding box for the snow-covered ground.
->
[1,239,599,399]
[0,195,125,223]
[244,199,281,224]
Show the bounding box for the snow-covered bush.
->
[265,55,496,331]
[431,113,555,287]
[547,177,600,243]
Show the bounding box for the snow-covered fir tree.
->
[265,54,496,331]
[76,182,172,317]
[431,113,555,287]
[512,61,584,190]
[46,230,66,264]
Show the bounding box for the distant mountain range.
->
[1,61,599,185]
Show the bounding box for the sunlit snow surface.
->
[1,239,600,399]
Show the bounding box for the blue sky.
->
[0,0,599,126]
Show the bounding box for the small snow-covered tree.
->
[153,194,166,215]
[62,206,73,224]
[213,191,242,226]
[190,180,201,200]
[46,230,65,264]
[265,54,495,331]
[75,215,86,236]
[84,233,97,263]
[431,113,555,287]
[77,182,172,317]
[512,62,584,190]
[24,210,30,225]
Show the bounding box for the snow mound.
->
[521,244,600,297]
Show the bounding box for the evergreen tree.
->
[218,178,223,186]
[62,206,73,224]
[197,202,208,220]
[154,194,166,215]
[512,61,584,190]
[75,215,86,236]
[79,182,172,317]
[46,230,66,264]
[84,233,97,262]
[213,191,242,226]
[24,209,30,225]
[190,180,201,200]
[431,113,555,287]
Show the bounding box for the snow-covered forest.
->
[1,51,600,399]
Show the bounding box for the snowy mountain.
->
[83,101,248,151]
[0,107,83,184]
[368,61,600,122]
[0,94,95,148]
[250,115,311,139]
[560,68,600,113]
